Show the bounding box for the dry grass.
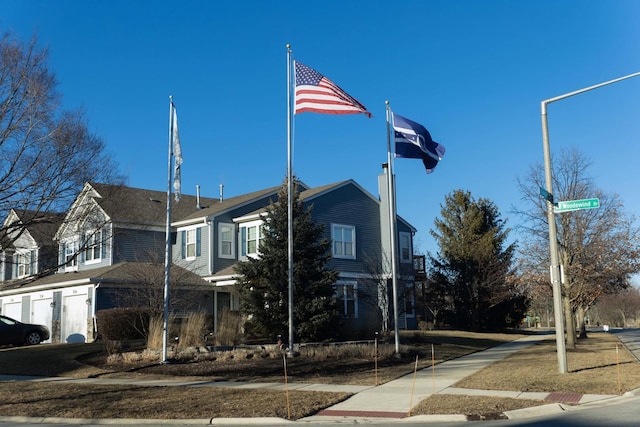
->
[1,330,638,420]
[411,332,640,417]
[453,332,640,394]
[0,382,348,420]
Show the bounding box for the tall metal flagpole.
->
[385,101,401,355]
[162,96,174,364]
[286,44,295,355]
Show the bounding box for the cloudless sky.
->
[3,0,640,258]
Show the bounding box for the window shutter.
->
[80,233,85,262]
[181,230,186,259]
[30,250,36,275]
[101,230,106,259]
[60,242,66,266]
[196,228,201,257]
[240,227,246,257]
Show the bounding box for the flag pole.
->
[286,44,295,356]
[385,101,401,355]
[162,96,174,364]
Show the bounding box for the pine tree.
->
[235,177,339,342]
[429,190,524,330]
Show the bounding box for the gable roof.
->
[89,182,219,226]
[231,179,416,232]
[1,209,65,248]
[174,185,284,226]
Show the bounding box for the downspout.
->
[208,218,215,275]
[91,282,100,342]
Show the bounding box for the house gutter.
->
[208,217,214,275]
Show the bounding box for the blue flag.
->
[393,113,445,174]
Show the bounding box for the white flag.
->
[171,103,183,201]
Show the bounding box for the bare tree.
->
[0,31,121,249]
[593,286,640,328]
[514,148,640,347]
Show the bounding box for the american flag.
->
[294,61,371,117]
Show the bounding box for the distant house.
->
[0,183,216,343]
[0,168,417,343]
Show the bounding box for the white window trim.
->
[399,231,412,263]
[16,249,34,278]
[239,220,263,260]
[331,223,356,260]
[335,280,358,318]
[184,226,199,260]
[218,222,235,259]
[63,238,78,272]
[84,230,103,265]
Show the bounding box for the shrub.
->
[96,307,150,341]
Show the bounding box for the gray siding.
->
[212,195,278,274]
[113,228,165,264]
[308,183,381,274]
[174,225,209,276]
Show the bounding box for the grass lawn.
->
[0,330,638,420]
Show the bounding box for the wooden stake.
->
[408,355,419,416]
[283,354,291,419]
[616,344,622,394]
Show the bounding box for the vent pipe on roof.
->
[219,184,224,203]
[196,185,201,209]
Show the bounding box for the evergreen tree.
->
[234,177,339,342]
[429,190,525,330]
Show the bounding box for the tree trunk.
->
[576,306,588,339]
[563,295,576,349]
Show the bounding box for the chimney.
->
[219,184,224,203]
[196,185,201,209]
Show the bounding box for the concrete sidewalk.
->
[301,334,617,422]
[0,333,627,424]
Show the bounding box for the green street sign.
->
[539,186,554,203]
[554,198,600,213]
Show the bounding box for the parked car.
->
[0,315,50,345]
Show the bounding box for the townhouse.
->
[0,167,417,343]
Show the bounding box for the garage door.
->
[31,298,53,343]
[61,294,87,343]
[2,302,22,321]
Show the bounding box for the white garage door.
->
[2,302,22,321]
[62,294,87,343]
[31,298,53,343]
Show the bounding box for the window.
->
[181,227,201,260]
[64,240,78,270]
[218,223,235,259]
[332,224,355,259]
[335,281,358,318]
[399,232,412,263]
[240,221,263,258]
[404,283,415,318]
[84,230,102,263]
[16,251,33,278]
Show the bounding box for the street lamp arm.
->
[542,72,640,114]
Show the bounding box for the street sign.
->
[554,198,600,213]
[539,186,554,203]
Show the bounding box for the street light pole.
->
[541,71,640,374]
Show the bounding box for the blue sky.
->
[3,0,640,257]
